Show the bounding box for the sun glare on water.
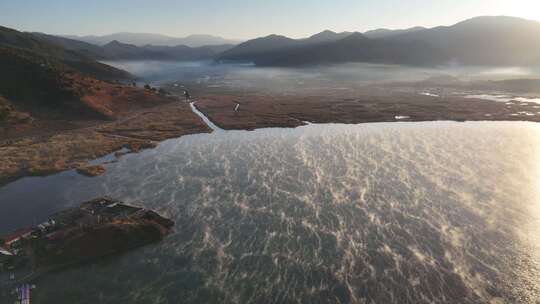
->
[515,123,540,299]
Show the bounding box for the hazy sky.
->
[1,0,539,39]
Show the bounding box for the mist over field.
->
[106,60,540,96]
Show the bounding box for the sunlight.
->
[498,0,540,22]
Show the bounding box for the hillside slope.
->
[386,16,540,65]
[0,25,178,125]
[0,26,130,80]
[31,32,108,59]
[0,46,167,121]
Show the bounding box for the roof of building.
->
[3,228,33,244]
[0,247,13,256]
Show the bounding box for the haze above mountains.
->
[2,15,540,67]
[31,32,235,61]
[63,33,241,48]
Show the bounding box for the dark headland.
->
[0,197,174,285]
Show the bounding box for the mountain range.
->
[24,16,540,67]
[217,30,353,63]
[32,32,235,61]
[64,32,241,47]
[1,15,540,79]
[218,16,540,67]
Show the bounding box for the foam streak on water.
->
[2,122,540,303]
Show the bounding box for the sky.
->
[1,0,539,39]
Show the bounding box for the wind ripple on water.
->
[31,122,540,304]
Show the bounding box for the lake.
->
[2,121,540,303]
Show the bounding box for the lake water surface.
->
[2,121,540,303]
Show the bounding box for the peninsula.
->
[0,197,174,280]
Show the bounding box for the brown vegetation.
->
[196,91,540,130]
[0,100,211,186]
[0,95,33,130]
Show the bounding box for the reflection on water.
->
[1,121,540,303]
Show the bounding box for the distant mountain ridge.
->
[217,30,354,62]
[218,16,540,67]
[100,40,234,61]
[304,30,353,43]
[363,26,426,38]
[238,32,445,67]
[32,32,235,61]
[64,32,241,47]
[385,16,540,66]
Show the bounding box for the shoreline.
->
[2,91,540,187]
[0,100,211,187]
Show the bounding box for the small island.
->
[0,197,174,283]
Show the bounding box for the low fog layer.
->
[106,60,540,96]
